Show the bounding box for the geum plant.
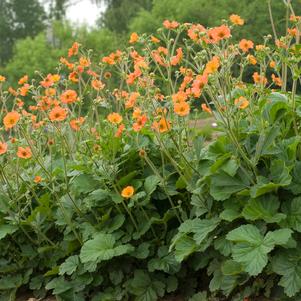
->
[1,4,301,301]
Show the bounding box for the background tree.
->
[0,0,46,65]
[129,0,301,42]
[99,0,152,32]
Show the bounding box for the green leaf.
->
[102,214,125,233]
[86,189,111,207]
[220,209,241,222]
[45,277,72,295]
[210,154,237,176]
[144,175,160,195]
[117,171,138,187]
[272,250,301,297]
[0,275,22,290]
[210,171,249,201]
[214,237,232,256]
[283,197,301,232]
[250,161,291,198]
[270,160,291,185]
[192,219,220,244]
[127,270,165,301]
[208,260,238,296]
[254,126,280,162]
[148,253,180,274]
[263,94,288,123]
[174,236,196,262]
[166,276,178,293]
[59,255,79,276]
[188,292,207,301]
[71,174,99,195]
[0,224,18,240]
[178,217,220,244]
[80,233,134,263]
[226,225,291,276]
[250,181,280,198]
[288,162,301,195]
[264,229,292,246]
[109,270,123,285]
[44,266,59,276]
[242,195,286,223]
[130,242,150,259]
[221,260,243,276]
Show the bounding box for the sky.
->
[66,0,105,26]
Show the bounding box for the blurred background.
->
[1,0,301,84]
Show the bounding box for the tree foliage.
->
[0,0,46,65]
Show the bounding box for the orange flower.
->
[18,75,28,85]
[40,74,54,88]
[60,57,74,70]
[102,50,122,65]
[172,91,188,103]
[19,84,30,96]
[270,61,276,68]
[61,90,78,104]
[49,106,68,122]
[129,32,139,43]
[290,15,301,22]
[247,55,257,65]
[125,92,140,109]
[288,28,297,36]
[132,115,147,132]
[151,36,160,43]
[45,88,56,96]
[91,79,105,91]
[0,142,8,155]
[68,42,80,57]
[69,117,85,131]
[152,118,171,133]
[174,102,190,116]
[69,71,79,83]
[3,111,20,130]
[17,147,32,159]
[275,39,287,49]
[163,20,179,29]
[16,99,24,108]
[79,57,91,68]
[204,56,220,75]
[234,96,249,109]
[107,112,123,124]
[187,24,206,42]
[0,75,6,82]
[252,72,267,86]
[210,25,231,42]
[170,48,183,66]
[271,74,282,87]
[115,124,125,137]
[201,104,212,114]
[121,186,135,198]
[191,74,208,97]
[52,74,61,83]
[132,107,142,119]
[239,39,254,52]
[34,176,42,183]
[229,14,244,26]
